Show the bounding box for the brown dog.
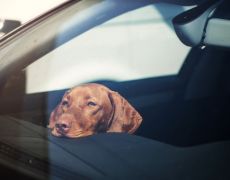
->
[48,83,142,138]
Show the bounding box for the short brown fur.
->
[48,83,142,138]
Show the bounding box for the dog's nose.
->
[55,122,70,133]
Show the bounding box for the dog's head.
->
[48,83,142,138]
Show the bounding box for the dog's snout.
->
[55,122,70,133]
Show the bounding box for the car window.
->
[0,1,230,179]
[25,3,190,94]
[1,1,229,144]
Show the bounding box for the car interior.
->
[0,0,229,179]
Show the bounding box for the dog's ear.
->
[48,89,71,129]
[48,110,56,129]
[107,91,142,134]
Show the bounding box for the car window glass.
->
[25,4,190,94]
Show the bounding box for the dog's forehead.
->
[68,84,109,98]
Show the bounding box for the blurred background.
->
[0,0,66,23]
[0,0,66,36]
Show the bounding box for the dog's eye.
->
[87,101,97,107]
[62,100,69,106]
